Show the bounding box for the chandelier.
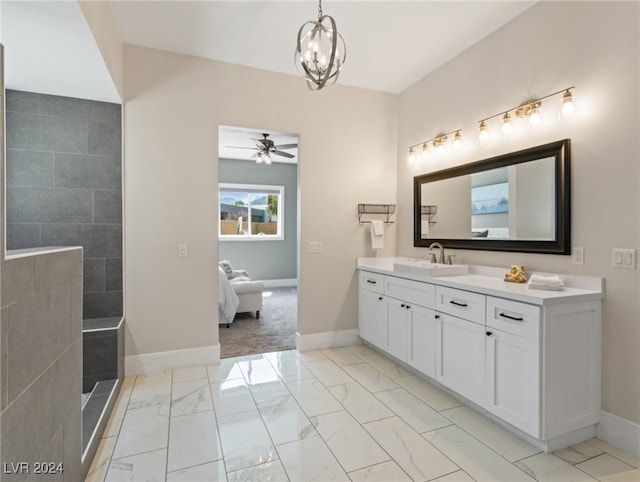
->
[295,0,346,90]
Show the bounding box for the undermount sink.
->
[393,259,469,277]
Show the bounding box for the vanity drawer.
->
[384,276,435,309]
[486,297,540,341]
[360,271,384,294]
[436,286,485,324]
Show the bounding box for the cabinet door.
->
[359,289,386,348]
[386,299,410,363]
[486,329,540,437]
[435,312,485,404]
[408,305,436,378]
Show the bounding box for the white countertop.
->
[357,257,604,305]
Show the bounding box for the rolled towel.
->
[528,274,564,291]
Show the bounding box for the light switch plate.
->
[178,244,188,258]
[612,248,636,269]
[308,241,323,254]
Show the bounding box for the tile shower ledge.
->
[357,256,604,306]
[6,245,82,259]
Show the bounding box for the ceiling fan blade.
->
[227,145,258,150]
[275,143,298,150]
[272,150,295,159]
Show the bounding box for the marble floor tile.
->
[227,460,289,482]
[395,374,463,411]
[102,393,131,438]
[348,460,412,482]
[85,436,117,482]
[515,453,597,481]
[342,363,398,392]
[237,356,281,386]
[257,395,318,445]
[248,377,290,403]
[267,355,315,382]
[111,403,170,460]
[554,442,605,465]
[585,439,640,469]
[105,448,167,481]
[321,347,365,366]
[313,410,390,472]
[217,410,278,472]
[432,470,477,482]
[167,410,223,472]
[172,365,208,383]
[359,351,410,379]
[127,371,172,409]
[441,405,541,462]
[304,359,355,386]
[424,425,535,481]
[375,387,452,434]
[263,349,297,361]
[575,453,639,482]
[328,381,394,424]
[345,343,378,358]
[207,358,245,383]
[363,416,459,481]
[166,461,227,481]
[277,436,349,481]
[210,378,257,417]
[294,350,328,362]
[171,378,214,417]
[284,378,343,416]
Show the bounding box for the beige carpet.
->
[219,287,297,359]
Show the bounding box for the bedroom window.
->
[219,183,284,240]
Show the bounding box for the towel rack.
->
[358,204,396,226]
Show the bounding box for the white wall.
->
[397,2,639,425]
[123,44,397,357]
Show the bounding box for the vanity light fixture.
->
[295,0,346,90]
[408,130,460,164]
[478,86,575,140]
[407,148,416,166]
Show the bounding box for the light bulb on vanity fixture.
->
[501,112,513,136]
[421,142,430,160]
[453,131,462,150]
[478,121,489,142]
[561,89,575,118]
[408,148,416,166]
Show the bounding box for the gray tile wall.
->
[0,248,83,482]
[5,90,123,319]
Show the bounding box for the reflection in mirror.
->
[414,139,570,254]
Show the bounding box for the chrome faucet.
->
[428,242,445,264]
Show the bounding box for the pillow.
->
[219,260,234,279]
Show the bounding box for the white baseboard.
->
[597,410,640,458]
[263,278,298,288]
[125,344,220,376]
[296,329,361,352]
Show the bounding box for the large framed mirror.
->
[414,139,570,254]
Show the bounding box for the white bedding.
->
[218,266,239,324]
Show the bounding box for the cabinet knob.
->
[378,296,383,301]
[400,303,406,308]
[405,305,411,310]
[435,314,440,319]
[486,331,493,336]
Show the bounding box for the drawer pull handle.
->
[486,331,493,336]
[450,300,468,308]
[499,313,524,322]
[366,280,377,285]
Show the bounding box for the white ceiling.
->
[0,1,536,104]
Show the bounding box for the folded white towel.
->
[370,220,384,250]
[528,274,564,291]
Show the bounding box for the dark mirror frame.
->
[414,139,571,254]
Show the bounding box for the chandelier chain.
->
[318,0,323,19]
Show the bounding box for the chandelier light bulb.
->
[501,113,512,136]
[478,121,489,142]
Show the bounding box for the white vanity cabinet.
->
[357,259,603,452]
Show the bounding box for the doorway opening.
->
[217,125,300,358]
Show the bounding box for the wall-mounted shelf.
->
[358,204,396,226]
[421,205,438,225]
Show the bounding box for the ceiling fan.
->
[227,133,298,164]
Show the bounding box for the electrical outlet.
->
[178,244,188,258]
[308,241,323,254]
[572,247,584,265]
